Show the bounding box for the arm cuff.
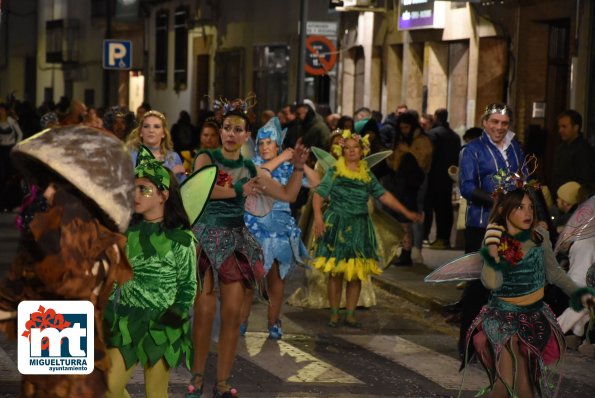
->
[479,246,508,271]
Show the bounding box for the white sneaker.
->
[411,247,424,264]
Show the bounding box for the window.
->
[174,6,189,90]
[155,9,169,86]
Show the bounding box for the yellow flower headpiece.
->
[331,129,371,157]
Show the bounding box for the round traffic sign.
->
[305,35,337,76]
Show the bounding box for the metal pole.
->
[103,0,112,108]
[296,0,308,104]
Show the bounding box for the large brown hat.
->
[11,125,134,232]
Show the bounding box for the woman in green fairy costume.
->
[104,147,198,398]
[312,130,421,328]
[187,96,309,398]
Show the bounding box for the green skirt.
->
[103,304,193,370]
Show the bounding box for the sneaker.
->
[429,239,450,250]
[422,239,430,248]
[239,321,248,337]
[268,319,283,340]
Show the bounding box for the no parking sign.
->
[304,35,337,76]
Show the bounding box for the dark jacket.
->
[551,134,595,198]
[427,122,461,188]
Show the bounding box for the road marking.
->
[339,334,487,391]
[238,332,363,384]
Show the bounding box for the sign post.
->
[304,35,337,76]
[103,40,132,70]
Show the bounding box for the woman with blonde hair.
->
[126,110,186,181]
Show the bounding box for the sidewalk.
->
[372,247,465,313]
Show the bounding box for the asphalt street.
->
[1,212,594,397]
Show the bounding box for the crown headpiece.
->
[484,103,512,118]
[331,129,371,157]
[492,154,540,196]
[212,93,257,118]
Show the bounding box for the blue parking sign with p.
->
[103,40,132,70]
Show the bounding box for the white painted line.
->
[339,334,487,391]
[238,332,363,384]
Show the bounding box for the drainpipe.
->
[296,0,308,104]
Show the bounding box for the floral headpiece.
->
[135,145,171,190]
[484,103,512,119]
[256,117,286,154]
[492,154,540,197]
[331,129,371,157]
[212,92,257,119]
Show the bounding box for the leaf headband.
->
[331,129,371,157]
[492,154,540,197]
[212,92,258,118]
[135,145,171,190]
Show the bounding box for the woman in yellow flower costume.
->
[312,130,421,327]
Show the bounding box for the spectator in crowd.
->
[281,104,300,149]
[260,109,275,128]
[552,181,581,232]
[396,104,408,116]
[419,113,434,133]
[379,113,398,149]
[180,117,221,173]
[354,107,371,121]
[337,115,354,132]
[325,113,341,131]
[40,112,60,129]
[384,111,432,266]
[171,110,199,153]
[551,109,595,199]
[104,106,136,141]
[425,108,461,249]
[84,106,104,129]
[136,102,151,122]
[296,101,331,152]
[0,103,24,211]
[371,110,383,125]
[60,100,87,126]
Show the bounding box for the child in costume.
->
[312,130,421,328]
[241,117,320,339]
[127,110,187,181]
[104,146,207,398]
[188,97,310,398]
[467,176,595,397]
[0,125,135,398]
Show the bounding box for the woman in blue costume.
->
[104,147,198,398]
[188,97,310,398]
[312,130,421,328]
[466,181,595,397]
[127,110,187,182]
[241,117,320,339]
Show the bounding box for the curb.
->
[371,276,449,313]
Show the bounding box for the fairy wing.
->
[241,136,257,159]
[555,196,595,254]
[245,193,275,217]
[180,164,218,226]
[364,150,392,169]
[311,146,337,172]
[424,253,483,283]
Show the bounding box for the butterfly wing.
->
[180,164,218,226]
[555,196,595,254]
[311,146,337,172]
[364,150,392,169]
[424,253,483,283]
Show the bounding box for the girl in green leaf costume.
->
[104,148,197,398]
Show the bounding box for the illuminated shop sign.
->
[398,0,445,30]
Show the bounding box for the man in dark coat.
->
[425,108,461,249]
